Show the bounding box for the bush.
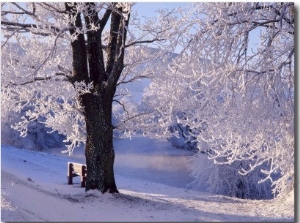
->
[189,153,279,199]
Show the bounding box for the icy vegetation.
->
[1,2,294,200]
[134,3,294,199]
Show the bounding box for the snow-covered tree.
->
[1,2,180,193]
[138,2,294,198]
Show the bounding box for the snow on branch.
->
[74,81,94,95]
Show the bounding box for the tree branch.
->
[65,2,89,84]
[99,4,113,32]
[1,20,61,35]
[106,6,130,90]
[125,38,166,48]
[38,3,66,14]
[7,73,70,87]
[1,28,22,48]
[11,2,35,16]
[117,75,151,86]
[1,20,38,29]
[113,111,153,129]
[84,2,106,85]
[1,10,28,15]
[106,5,123,77]
[113,99,129,116]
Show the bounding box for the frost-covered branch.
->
[125,38,166,48]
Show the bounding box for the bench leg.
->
[81,165,86,188]
[68,162,73,185]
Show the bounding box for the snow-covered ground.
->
[1,135,294,222]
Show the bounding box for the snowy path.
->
[1,142,294,222]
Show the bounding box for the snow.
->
[1,135,294,222]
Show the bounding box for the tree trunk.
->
[64,2,128,193]
[80,92,118,193]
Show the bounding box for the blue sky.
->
[132,2,188,17]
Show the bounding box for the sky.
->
[132,2,188,17]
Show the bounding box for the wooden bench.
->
[67,162,87,187]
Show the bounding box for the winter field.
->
[1,135,294,222]
[0,2,296,222]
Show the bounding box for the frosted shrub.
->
[168,122,207,152]
[189,153,278,199]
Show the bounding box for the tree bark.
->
[80,92,118,193]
